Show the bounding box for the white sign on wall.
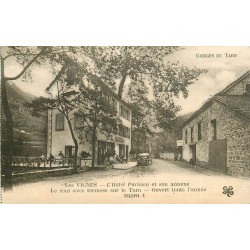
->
[176,140,183,146]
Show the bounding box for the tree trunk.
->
[1,48,46,189]
[66,115,78,173]
[1,57,14,190]
[91,101,98,168]
[136,126,140,158]
[118,47,129,99]
[91,125,97,168]
[73,142,78,172]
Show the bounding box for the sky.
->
[168,46,250,114]
[4,46,250,115]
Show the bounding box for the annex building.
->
[181,70,250,177]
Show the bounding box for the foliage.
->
[77,79,118,137]
[151,113,193,157]
[81,47,207,155]
[127,80,155,155]
[23,52,88,172]
[1,46,207,186]
[77,79,119,167]
[80,151,91,159]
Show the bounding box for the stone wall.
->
[182,105,210,166]
[182,100,250,176]
[159,152,175,160]
[210,101,250,176]
[224,75,250,95]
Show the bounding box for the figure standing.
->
[48,153,54,167]
[58,151,64,165]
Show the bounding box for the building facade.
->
[181,71,250,177]
[46,78,132,166]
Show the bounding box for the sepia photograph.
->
[1,46,250,203]
[1,2,250,250]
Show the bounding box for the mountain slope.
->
[1,82,47,156]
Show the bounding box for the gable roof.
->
[181,70,250,127]
[89,75,132,110]
[46,74,132,110]
[181,98,214,127]
[216,70,250,95]
[214,95,250,117]
[181,95,250,128]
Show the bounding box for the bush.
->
[189,158,194,164]
[80,151,91,159]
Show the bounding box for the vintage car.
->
[137,153,152,166]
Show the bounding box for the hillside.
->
[151,112,193,157]
[1,82,47,156]
[174,112,193,137]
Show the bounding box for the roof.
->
[181,95,250,127]
[181,98,214,127]
[46,73,132,110]
[216,70,250,95]
[181,70,250,128]
[89,75,132,110]
[214,95,250,117]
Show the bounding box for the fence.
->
[80,158,92,168]
[1,156,83,169]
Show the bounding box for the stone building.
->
[181,71,250,177]
[46,77,132,166]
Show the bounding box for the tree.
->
[25,80,81,173]
[27,75,119,169]
[1,46,49,189]
[1,46,88,188]
[131,112,155,156]
[80,47,207,99]
[1,46,111,189]
[127,79,155,156]
[151,112,193,158]
[1,46,207,189]
[77,77,118,168]
[80,46,207,149]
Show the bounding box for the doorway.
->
[190,145,196,164]
[208,139,227,173]
[65,146,75,157]
[98,141,106,165]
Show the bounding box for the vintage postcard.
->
[1,46,249,204]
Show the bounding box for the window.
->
[126,110,131,121]
[190,126,194,142]
[118,125,130,138]
[210,119,217,140]
[118,124,123,137]
[198,122,202,140]
[185,129,188,144]
[56,113,64,131]
[65,146,75,157]
[245,84,250,95]
[119,104,131,121]
[119,105,122,116]
[111,98,118,109]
